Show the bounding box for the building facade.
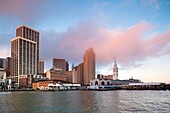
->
[66,71,72,83]
[77,63,84,84]
[46,68,67,82]
[83,48,96,85]
[39,59,44,74]
[72,68,77,83]
[11,25,39,86]
[53,58,68,74]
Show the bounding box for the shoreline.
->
[0,89,170,92]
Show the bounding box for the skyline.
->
[0,0,170,82]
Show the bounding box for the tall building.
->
[83,48,96,85]
[113,60,118,80]
[72,67,77,83]
[39,59,44,74]
[77,62,84,84]
[66,61,69,71]
[11,25,39,86]
[53,58,68,74]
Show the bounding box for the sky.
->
[0,0,170,83]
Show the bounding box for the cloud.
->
[0,47,10,58]
[0,0,59,24]
[40,21,170,68]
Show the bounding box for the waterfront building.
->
[32,80,81,90]
[113,60,118,80]
[89,78,142,90]
[32,80,53,90]
[53,58,68,74]
[83,48,96,85]
[39,59,44,74]
[11,25,39,86]
[90,78,112,86]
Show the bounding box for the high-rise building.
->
[113,60,118,80]
[83,48,96,85]
[39,59,44,74]
[11,25,39,86]
[53,58,68,74]
[72,67,77,83]
[77,62,84,84]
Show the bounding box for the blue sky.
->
[0,0,170,82]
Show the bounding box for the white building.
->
[89,78,113,89]
[113,60,118,80]
[72,68,77,83]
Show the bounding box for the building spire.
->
[113,58,118,80]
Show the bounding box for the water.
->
[0,90,170,113]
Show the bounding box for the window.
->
[95,81,98,85]
[101,81,105,85]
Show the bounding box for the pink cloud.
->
[41,21,170,67]
[0,0,57,24]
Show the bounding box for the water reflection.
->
[0,91,170,113]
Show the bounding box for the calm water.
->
[0,90,170,113]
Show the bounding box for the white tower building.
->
[113,60,118,80]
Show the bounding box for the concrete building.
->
[66,71,72,83]
[83,48,96,85]
[53,58,68,74]
[90,78,112,86]
[46,68,66,82]
[72,68,77,83]
[11,25,39,86]
[39,59,44,74]
[113,60,118,80]
[77,63,84,84]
